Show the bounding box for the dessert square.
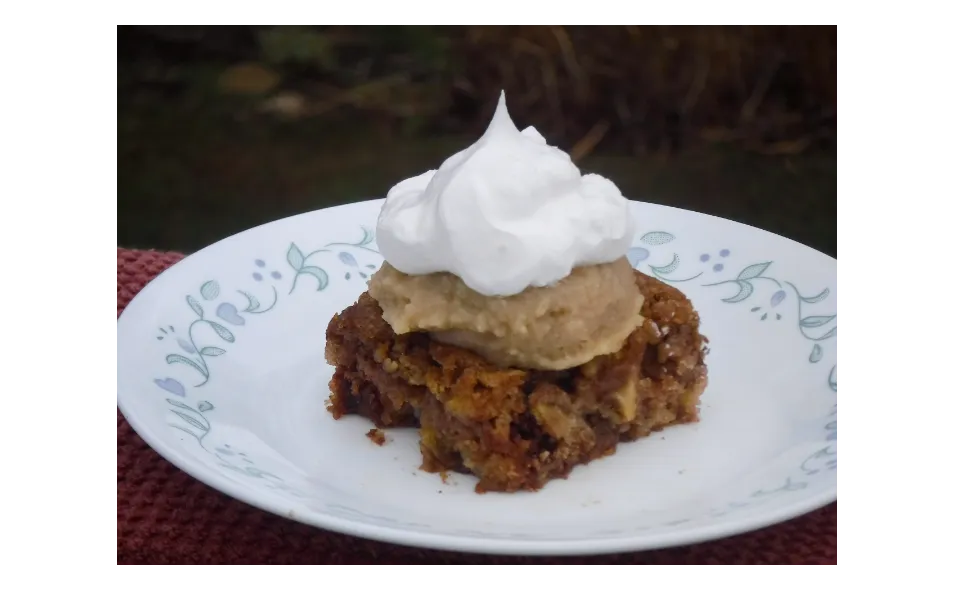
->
[325,269,708,493]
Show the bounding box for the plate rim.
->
[117,198,836,556]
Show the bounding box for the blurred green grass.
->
[113,40,840,255]
[120,26,835,152]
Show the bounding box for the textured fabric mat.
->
[117,247,836,565]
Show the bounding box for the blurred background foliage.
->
[118,26,836,256]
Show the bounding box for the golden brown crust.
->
[324,269,708,493]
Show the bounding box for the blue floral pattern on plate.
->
[118,202,836,552]
[150,226,835,529]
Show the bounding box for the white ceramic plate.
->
[117,198,836,556]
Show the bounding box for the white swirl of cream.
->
[376,91,636,297]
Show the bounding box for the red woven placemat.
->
[117,247,836,564]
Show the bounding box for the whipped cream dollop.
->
[375,91,636,297]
